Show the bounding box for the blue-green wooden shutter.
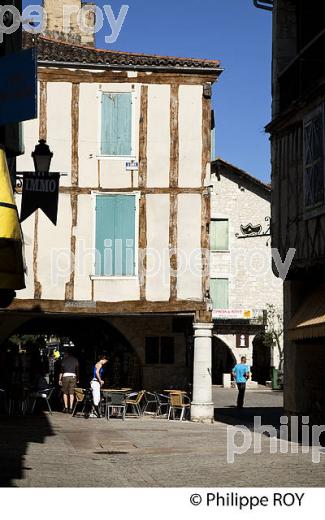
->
[211,220,229,250]
[210,278,229,309]
[95,196,116,276]
[101,93,132,156]
[114,195,136,276]
[95,195,136,276]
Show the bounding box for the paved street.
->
[1,388,324,487]
[213,386,284,429]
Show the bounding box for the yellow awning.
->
[0,147,22,241]
[287,284,325,340]
[0,147,25,290]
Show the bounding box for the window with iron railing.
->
[279,28,325,112]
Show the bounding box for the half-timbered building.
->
[0,15,222,422]
[264,0,325,425]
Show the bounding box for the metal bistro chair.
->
[0,388,8,414]
[142,391,159,416]
[168,392,191,421]
[106,391,126,420]
[126,390,146,417]
[29,387,55,415]
[155,393,170,417]
[8,385,30,416]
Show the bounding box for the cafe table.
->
[163,389,187,394]
[101,388,132,418]
[102,388,132,392]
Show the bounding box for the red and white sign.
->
[213,309,264,320]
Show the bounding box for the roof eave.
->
[37,59,223,78]
[212,158,271,193]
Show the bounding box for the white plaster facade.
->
[16,81,208,304]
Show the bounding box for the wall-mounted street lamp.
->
[31,139,53,173]
[19,139,60,225]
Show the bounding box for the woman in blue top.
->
[90,354,108,418]
[232,356,250,409]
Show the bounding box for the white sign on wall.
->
[213,309,264,320]
[126,161,139,171]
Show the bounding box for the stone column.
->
[191,322,214,423]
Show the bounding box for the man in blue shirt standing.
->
[232,356,250,409]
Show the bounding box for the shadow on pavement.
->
[0,413,54,487]
[214,406,284,431]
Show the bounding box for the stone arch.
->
[0,315,142,389]
[252,332,271,384]
[0,315,32,345]
[212,335,237,385]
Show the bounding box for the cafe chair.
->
[29,387,54,415]
[142,391,159,416]
[0,388,8,414]
[168,392,191,421]
[106,391,126,420]
[126,390,145,417]
[155,393,170,417]
[72,388,87,417]
[8,385,30,416]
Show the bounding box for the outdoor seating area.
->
[0,384,55,416]
[71,387,192,421]
[0,379,192,422]
[124,388,192,421]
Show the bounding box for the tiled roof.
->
[23,32,222,75]
[212,158,271,193]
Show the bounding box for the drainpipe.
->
[253,0,273,11]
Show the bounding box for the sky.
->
[23,0,273,182]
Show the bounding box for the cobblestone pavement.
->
[1,388,324,487]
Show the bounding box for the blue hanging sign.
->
[0,48,37,126]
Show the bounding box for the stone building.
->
[210,158,283,385]
[257,0,325,425]
[0,1,222,422]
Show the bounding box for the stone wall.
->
[211,173,282,310]
[107,315,191,391]
[210,170,283,371]
[42,0,95,46]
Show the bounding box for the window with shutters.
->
[145,337,175,365]
[160,337,175,364]
[303,106,325,212]
[95,194,137,276]
[210,278,229,309]
[100,92,133,156]
[210,219,229,251]
[145,337,160,364]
